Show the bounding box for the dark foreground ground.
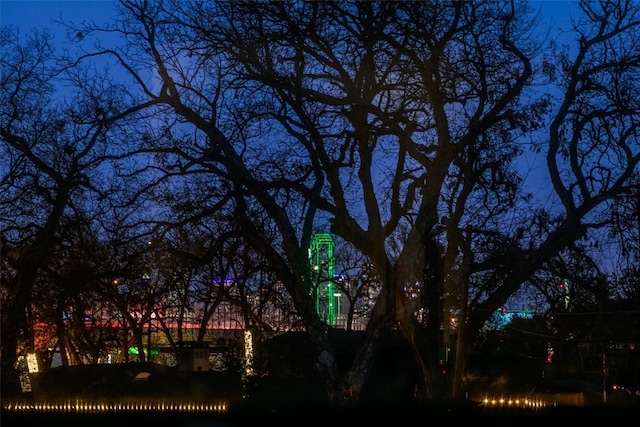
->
[2,362,638,426]
[3,403,639,427]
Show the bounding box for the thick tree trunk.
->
[1,257,43,397]
[1,309,22,397]
[56,318,70,366]
[0,182,71,395]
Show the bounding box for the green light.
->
[128,347,160,356]
[309,233,337,325]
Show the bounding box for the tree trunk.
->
[1,258,43,396]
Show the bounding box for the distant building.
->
[178,341,210,372]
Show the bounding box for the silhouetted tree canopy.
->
[2,0,639,404]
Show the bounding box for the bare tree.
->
[0,22,147,394]
[332,241,382,331]
[17,0,640,406]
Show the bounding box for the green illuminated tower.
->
[309,233,336,325]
